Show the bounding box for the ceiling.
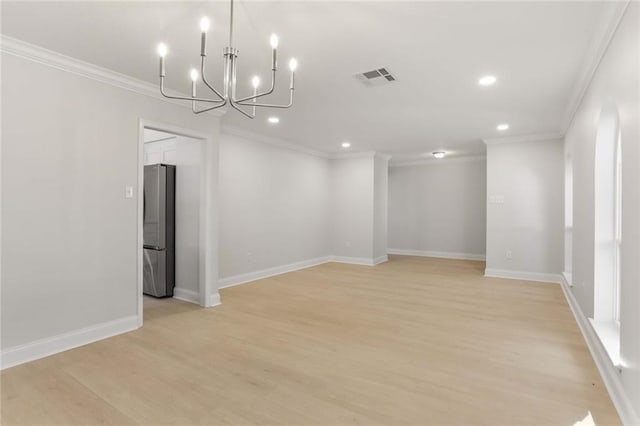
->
[1,1,613,158]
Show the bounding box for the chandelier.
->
[156,0,297,118]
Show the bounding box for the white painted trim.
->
[218,255,390,290]
[218,256,332,289]
[388,248,486,261]
[173,288,200,305]
[330,151,377,160]
[389,155,486,167]
[562,271,573,287]
[137,122,145,327]
[560,1,631,132]
[482,133,564,146]
[484,268,561,284]
[329,256,379,266]
[373,255,389,265]
[222,125,329,159]
[0,316,138,370]
[208,292,221,307]
[559,279,639,426]
[221,126,390,161]
[138,119,219,314]
[0,35,225,117]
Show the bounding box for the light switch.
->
[125,186,134,199]
[489,195,505,204]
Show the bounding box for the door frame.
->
[137,119,219,327]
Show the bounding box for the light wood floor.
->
[1,256,620,425]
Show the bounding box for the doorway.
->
[137,120,218,327]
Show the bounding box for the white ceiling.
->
[1,1,613,158]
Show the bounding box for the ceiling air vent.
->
[355,67,397,86]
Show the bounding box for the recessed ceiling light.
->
[267,116,280,124]
[432,151,445,159]
[496,123,509,131]
[341,142,351,148]
[478,75,497,86]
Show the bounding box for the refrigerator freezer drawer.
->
[143,248,174,297]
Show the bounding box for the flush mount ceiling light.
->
[267,116,280,124]
[478,75,497,86]
[156,0,298,119]
[432,151,446,159]
[497,123,510,131]
[341,142,351,148]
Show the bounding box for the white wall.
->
[564,3,639,419]
[485,139,564,277]
[388,158,486,258]
[218,132,332,279]
[144,133,202,296]
[1,51,220,353]
[331,156,375,260]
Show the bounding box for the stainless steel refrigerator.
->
[143,164,176,297]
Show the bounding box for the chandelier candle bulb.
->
[200,18,210,56]
[251,76,260,89]
[270,34,279,49]
[157,43,167,77]
[289,58,297,89]
[272,48,277,71]
[191,69,199,97]
[200,17,210,33]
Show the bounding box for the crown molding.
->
[389,155,486,168]
[329,151,378,160]
[222,125,330,158]
[0,34,226,117]
[482,132,564,146]
[559,0,630,133]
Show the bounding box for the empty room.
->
[1,1,639,425]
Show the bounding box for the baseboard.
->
[560,280,639,425]
[387,248,486,261]
[562,271,573,287]
[330,256,380,266]
[217,254,391,290]
[1,315,139,370]
[218,256,332,289]
[173,287,200,304]
[484,268,561,284]
[373,255,388,265]
[208,291,221,307]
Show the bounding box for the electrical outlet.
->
[506,250,513,260]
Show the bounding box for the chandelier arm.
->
[229,98,256,119]
[237,88,294,109]
[192,99,228,114]
[160,78,224,104]
[234,70,277,103]
[200,57,226,101]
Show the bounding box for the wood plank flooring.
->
[1,256,620,425]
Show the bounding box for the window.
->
[592,103,622,365]
[613,130,622,323]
